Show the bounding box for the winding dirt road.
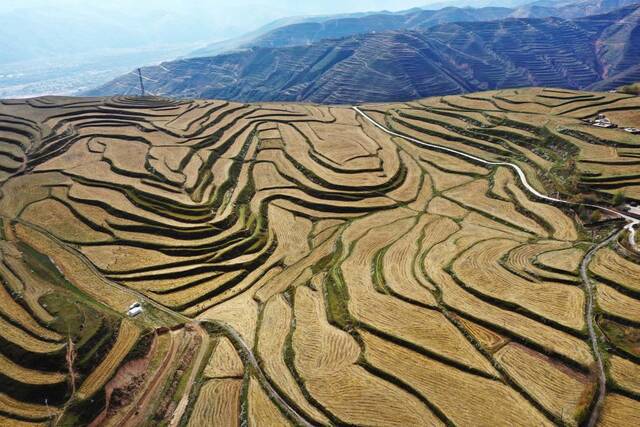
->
[353,107,640,247]
[580,229,623,427]
[353,106,638,426]
[210,321,316,427]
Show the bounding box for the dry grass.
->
[76,319,140,400]
[292,285,442,425]
[187,379,242,427]
[599,393,640,427]
[591,249,640,293]
[495,343,592,425]
[446,180,548,237]
[453,238,585,330]
[256,295,328,424]
[537,247,584,274]
[0,354,65,386]
[608,355,640,395]
[596,282,640,323]
[203,337,244,379]
[361,330,552,427]
[247,377,290,427]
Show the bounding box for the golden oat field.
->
[0,88,639,425]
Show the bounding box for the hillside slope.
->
[88,5,640,103]
[1,88,639,425]
[190,0,639,59]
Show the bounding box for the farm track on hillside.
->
[0,89,639,425]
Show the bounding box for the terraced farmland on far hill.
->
[0,87,639,425]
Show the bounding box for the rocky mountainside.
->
[189,0,639,58]
[88,4,640,103]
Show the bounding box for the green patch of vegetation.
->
[612,189,626,206]
[618,82,640,96]
[17,241,68,288]
[599,318,640,358]
[546,156,581,198]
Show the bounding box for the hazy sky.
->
[0,1,443,16]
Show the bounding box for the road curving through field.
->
[353,106,639,248]
[580,229,623,427]
[353,105,638,426]
[207,321,316,427]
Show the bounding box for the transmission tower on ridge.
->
[137,68,145,96]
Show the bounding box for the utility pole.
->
[137,68,145,96]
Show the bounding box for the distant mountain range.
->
[88,2,640,103]
[188,0,639,59]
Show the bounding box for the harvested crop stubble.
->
[0,393,59,420]
[20,199,111,244]
[419,149,489,176]
[599,393,640,427]
[494,343,592,424]
[150,270,245,310]
[256,295,328,424]
[187,379,241,427]
[203,337,243,379]
[386,151,424,204]
[382,215,438,307]
[0,277,62,341]
[537,247,584,273]
[608,355,640,395]
[253,162,294,191]
[422,160,475,192]
[361,330,551,427]
[453,314,508,353]
[506,241,580,283]
[446,180,547,236]
[292,285,442,425]
[341,217,497,375]
[199,288,261,347]
[0,354,65,385]
[15,224,132,311]
[427,196,467,220]
[278,123,396,189]
[267,205,312,266]
[0,315,63,354]
[389,117,502,162]
[453,238,585,330]
[423,222,593,367]
[596,282,640,323]
[76,319,140,400]
[248,377,289,427]
[492,168,578,241]
[0,415,46,426]
[590,248,640,293]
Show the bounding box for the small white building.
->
[127,302,143,317]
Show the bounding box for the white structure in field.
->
[127,302,143,317]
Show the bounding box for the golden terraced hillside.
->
[0,88,639,426]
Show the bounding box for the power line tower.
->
[137,68,145,96]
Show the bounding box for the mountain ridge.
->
[87,4,640,104]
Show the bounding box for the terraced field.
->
[0,88,639,425]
